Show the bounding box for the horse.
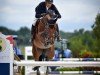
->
[32,11,59,75]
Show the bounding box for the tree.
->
[0,26,17,35]
[79,29,84,34]
[17,27,31,45]
[92,13,100,50]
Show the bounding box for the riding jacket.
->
[35,2,61,18]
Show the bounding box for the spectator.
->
[63,43,72,58]
[13,37,24,60]
[52,47,60,61]
[6,35,24,60]
[63,48,72,58]
[50,47,60,71]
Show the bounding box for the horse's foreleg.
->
[37,68,40,75]
[33,57,40,71]
[36,53,46,75]
[46,57,49,75]
[33,54,43,71]
[32,45,41,72]
[33,57,41,75]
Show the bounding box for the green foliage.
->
[93,13,100,39]
[60,29,94,57]
[68,29,94,57]
[69,35,84,57]
[92,13,100,51]
[57,67,100,71]
[60,30,74,39]
[93,51,100,58]
[57,67,80,71]
[0,26,17,35]
[17,27,31,45]
[79,50,94,58]
[0,26,31,46]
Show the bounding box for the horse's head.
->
[35,10,57,48]
[39,10,58,24]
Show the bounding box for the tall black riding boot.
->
[31,25,35,43]
[56,24,61,41]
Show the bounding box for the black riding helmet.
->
[45,0,53,3]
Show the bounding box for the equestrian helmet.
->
[45,0,53,3]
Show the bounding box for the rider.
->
[31,0,61,42]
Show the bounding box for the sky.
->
[0,0,100,32]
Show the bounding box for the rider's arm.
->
[52,4,61,19]
[35,6,43,18]
[35,2,46,18]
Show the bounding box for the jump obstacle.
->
[23,46,100,75]
[0,33,100,75]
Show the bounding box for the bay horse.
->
[32,11,58,75]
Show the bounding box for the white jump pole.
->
[14,60,100,67]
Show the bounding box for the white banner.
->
[0,33,13,63]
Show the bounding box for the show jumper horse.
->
[32,10,58,75]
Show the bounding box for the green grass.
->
[56,67,80,71]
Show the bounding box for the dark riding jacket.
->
[35,2,61,18]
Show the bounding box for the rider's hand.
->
[46,14,51,20]
[52,14,58,20]
[41,13,46,17]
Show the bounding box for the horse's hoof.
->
[46,72,48,75]
[37,70,40,75]
[33,66,40,71]
[46,70,49,75]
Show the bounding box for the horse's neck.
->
[41,16,48,24]
[34,17,56,49]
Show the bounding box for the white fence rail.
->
[60,58,100,61]
[14,60,100,67]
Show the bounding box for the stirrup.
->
[57,36,61,42]
[33,66,40,71]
